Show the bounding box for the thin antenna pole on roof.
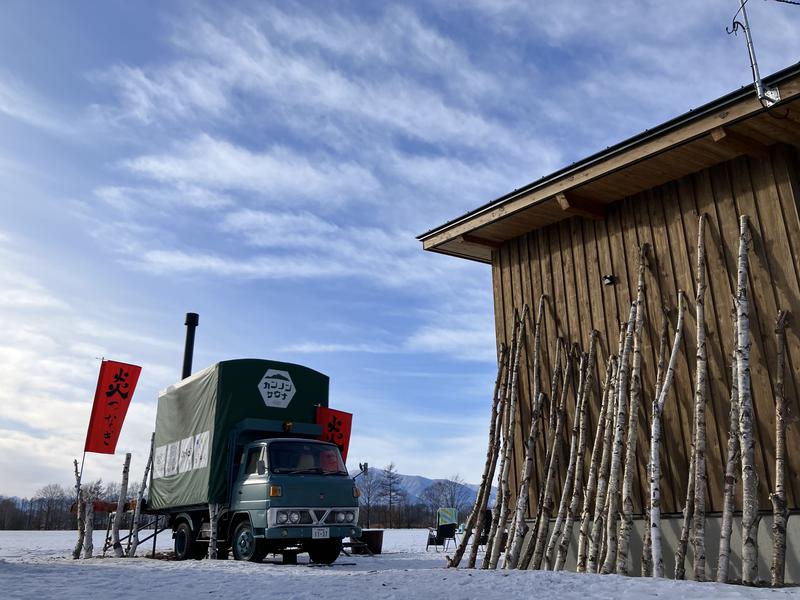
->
[728,0,781,106]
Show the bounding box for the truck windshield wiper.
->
[278,467,324,475]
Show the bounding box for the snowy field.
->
[1,529,798,599]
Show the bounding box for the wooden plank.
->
[548,226,570,501]
[649,183,696,513]
[769,146,800,506]
[675,175,726,512]
[748,149,800,507]
[711,126,771,159]
[569,217,601,481]
[729,155,783,507]
[508,238,530,511]
[632,190,683,512]
[517,233,540,518]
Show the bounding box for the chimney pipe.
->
[182,312,199,379]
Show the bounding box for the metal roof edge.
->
[417,61,800,243]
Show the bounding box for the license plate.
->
[312,527,330,539]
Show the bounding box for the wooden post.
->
[617,245,648,575]
[577,354,614,572]
[736,215,758,586]
[129,433,155,557]
[717,303,740,584]
[691,215,708,581]
[451,344,509,569]
[771,310,789,586]
[601,303,638,575]
[112,453,132,558]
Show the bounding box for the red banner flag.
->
[316,407,353,463]
[84,360,142,454]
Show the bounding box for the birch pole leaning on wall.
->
[545,347,585,570]
[736,215,758,586]
[488,305,529,569]
[128,433,154,557]
[556,331,598,571]
[650,292,686,578]
[717,304,740,584]
[642,311,669,577]
[450,345,509,569]
[483,326,518,569]
[771,310,789,587]
[578,355,614,572]
[617,245,648,575]
[691,214,709,581]
[529,347,573,570]
[505,391,545,569]
[601,303,638,575]
[112,453,132,558]
[505,297,545,569]
[587,354,619,573]
[521,341,564,570]
[675,428,696,579]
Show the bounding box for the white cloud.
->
[0,72,71,134]
[122,134,379,204]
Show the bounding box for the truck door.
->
[234,445,268,516]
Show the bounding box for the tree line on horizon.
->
[0,462,472,531]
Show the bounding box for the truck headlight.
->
[335,512,346,523]
[289,511,301,524]
[345,512,354,523]
[276,511,288,524]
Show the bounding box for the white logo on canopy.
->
[258,369,296,408]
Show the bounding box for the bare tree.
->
[379,463,403,528]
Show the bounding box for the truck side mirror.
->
[257,460,266,476]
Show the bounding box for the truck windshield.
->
[268,441,348,475]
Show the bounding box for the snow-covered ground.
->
[0,529,797,599]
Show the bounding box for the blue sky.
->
[1,1,798,497]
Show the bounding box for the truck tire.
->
[174,521,198,561]
[232,521,267,562]
[307,538,342,565]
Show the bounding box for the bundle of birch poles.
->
[448,214,792,587]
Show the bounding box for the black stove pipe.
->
[182,312,199,379]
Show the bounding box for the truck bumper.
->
[263,525,362,540]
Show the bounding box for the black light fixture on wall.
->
[601,274,616,286]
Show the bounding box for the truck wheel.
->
[308,539,342,565]
[232,521,266,562]
[174,522,197,561]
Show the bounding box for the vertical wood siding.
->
[492,145,800,515]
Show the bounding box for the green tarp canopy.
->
[149,359,329,510]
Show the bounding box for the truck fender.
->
[172,512,198,534]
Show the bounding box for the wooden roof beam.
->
[555,192,605,220]
[458,234,502,249]
[710,126,770,159]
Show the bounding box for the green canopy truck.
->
[147,358,360,564]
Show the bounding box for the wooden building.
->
[419,63,800,577]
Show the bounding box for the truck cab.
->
[229,438,361,564]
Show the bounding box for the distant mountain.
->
[352,468,497,507]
